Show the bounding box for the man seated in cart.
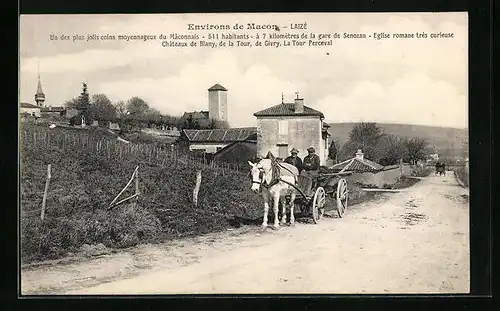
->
[284,148,303,173]
[302,147,320,175]
[301,147,321,190]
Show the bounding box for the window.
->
[278,144,288,159]
[278,120,288,135]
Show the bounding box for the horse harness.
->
[252,159,298,190]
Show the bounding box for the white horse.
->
[248,158,299,229]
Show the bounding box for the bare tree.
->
[115,100,127,119]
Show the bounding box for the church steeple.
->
[34,61,45,107]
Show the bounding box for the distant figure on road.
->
[435,161,446,176]
[440,162,446,176]
[284,148,303,173]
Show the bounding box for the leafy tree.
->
[184,114,196,129]
[403,137,428,165]
[64,97,79,109]
[328,140,338,161]
[126,97,149,118]
[89,94,116,121]
[341,122,384,160]
[143,107,162,123]
[376,134,406,166]
[349,122,384,146]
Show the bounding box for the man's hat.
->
[307,147,315,153]
[290,148,299,154]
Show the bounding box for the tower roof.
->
[208,83,228,91]
[36,79,44,95]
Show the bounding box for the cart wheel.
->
[336,178,348,218]
[312,187,326,224]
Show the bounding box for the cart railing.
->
[309,171,354,178]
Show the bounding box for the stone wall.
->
[348,164,412,188]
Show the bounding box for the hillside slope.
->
[327,122,468,155]
[20,123,263,264]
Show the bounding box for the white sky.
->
[19,13,468,128]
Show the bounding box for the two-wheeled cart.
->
[288,171,351,224]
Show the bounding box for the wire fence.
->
[19,127,244,172]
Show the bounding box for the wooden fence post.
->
[37,164,51,254]
[40,164,52,222]
[134,167,139,207]
[193,170,202,207]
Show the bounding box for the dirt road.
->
[21,172,469,295]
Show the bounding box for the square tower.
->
[208,83,228,122]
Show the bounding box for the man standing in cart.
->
[302,147,320,176]
[284,148,303,173]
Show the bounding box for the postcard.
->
[19,12,469,295]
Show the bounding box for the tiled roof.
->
[208,84,228,91]
[330,157,383,173]
[214,140,257,156]
[184,127,257,142]
[180,111,209,120]
[20,102,40,109]
[254,103,324,118]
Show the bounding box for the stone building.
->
[180,83,228,128]
[20,102,41,117]
[208,83,228,123]
[253,94,330,165]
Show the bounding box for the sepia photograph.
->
[19,12,469,295]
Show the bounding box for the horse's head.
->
[248,159,272,193]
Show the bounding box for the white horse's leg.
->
[262,201,269,228]
[289,191,296,225]
[280,195,287,224]
[273,193,280,229]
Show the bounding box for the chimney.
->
[355,149,364,160]
[294,93,304,113]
